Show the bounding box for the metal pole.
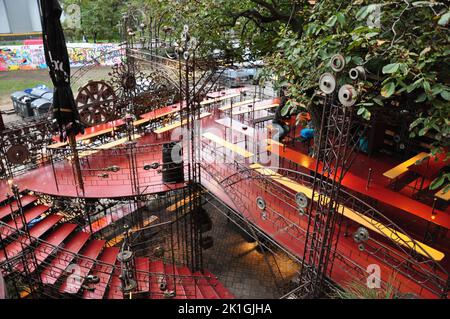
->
[68,134,84,194]
[49,151,59,192]
[366,168,373,190]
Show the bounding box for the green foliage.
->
[334,273,399,299]
[127,0,311,61]
[334,280,396,299]
[61,0,127,42]
[265,0,449,189]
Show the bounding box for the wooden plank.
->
[231,103,279,116]
[382,152,429,180]
[215,118,256,138]
[84,203,139,233]
[71,134,141,159]
[202,132,253,158]
[47,141,68,149]
[166,191,203,213]
[218,98,260,111]
[133,118,151,127]
[200,93,241,106]
[79,128,114,142]
[154,112,211,135]
[105,215,159,247]
[49,128,118,149]
[207,87,249,98]
[250,163,445,262]
[435,185,450,201]
[0,194,37,220]
[1,204,49,238]
[140,105,181,120]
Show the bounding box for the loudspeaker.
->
[162,142,184,183]
[197,207,212,233]
[200,236,214,250]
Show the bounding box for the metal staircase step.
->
[40,231,90,285]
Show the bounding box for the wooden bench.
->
[47,141,69,149]
[382,152,429,181]
[250,163,445,261]
[435,184,450,201]
[200,93,241,106]
[154,112,211,135]
[231,103,279,116]
[215,118,256,138]
[140,106,181,121]
[166,191,204,213]
[207,87,249,99]
[202,132,253,158]
[133,117,151,127]
[48,127,116,149]
[69,134,141,160]
[218,99,261,112]
[252,114,275,126]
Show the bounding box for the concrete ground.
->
[202,201,300,299]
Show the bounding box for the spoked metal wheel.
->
[75,80,118,127]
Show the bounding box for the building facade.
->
[0,0,41,35]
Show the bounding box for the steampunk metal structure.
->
[0,5,448,300]
[0,7,229,299]
[296,56,367,298]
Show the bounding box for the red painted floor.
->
[200,162,447,298]
[1,89,449,298]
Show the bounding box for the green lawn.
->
[0,69,53,98]
[0,78,53,96]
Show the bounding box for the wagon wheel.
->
[75,80,118,127]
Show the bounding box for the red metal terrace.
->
[0,5,448,300]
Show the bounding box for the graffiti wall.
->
[0,43,122,71]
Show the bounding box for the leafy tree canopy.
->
[263,0,449,190]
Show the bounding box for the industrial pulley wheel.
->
[295,192,309,209]
[319,72,336,94]
[349,66,366,81]
[338,84,358,107]
[117,250,134,262]
[256,196,266,210]
[6,144,30,165]
[75,80,118,127]
[330,54,346,72]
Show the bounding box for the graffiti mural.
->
[0,43,122,71]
